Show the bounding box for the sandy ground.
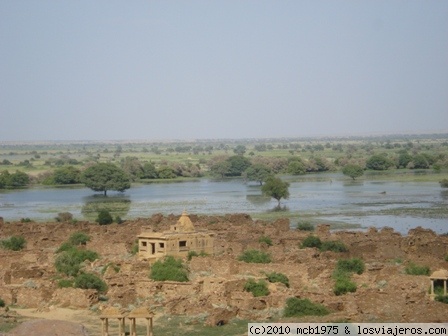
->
[11,308,108,336]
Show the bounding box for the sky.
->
[1,1,447,142]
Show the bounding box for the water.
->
[0,177,447,234]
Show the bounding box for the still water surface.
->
[0,177,446,234]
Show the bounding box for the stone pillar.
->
[444,280,447,296]
[430,280,435,300]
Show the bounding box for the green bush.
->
[68,232,90,246]
[0,298,5,307]
[115,216,123,224]
[258,235,273,246]
[439,179,448,188]
[333,276,357,295]
[55,248,99,276]
[96,210,113,225]
[300,236,322,249]
[20,218,32,223]
[297,221,314,231]
[238,249,272,264]
[1,236,26,251]
[56,242,75,253]
[57,279,74,288]
[405,262,430,276]
[320,240,348,253]
[131,240,139,255]
[283,297,329,317]
[244,279,270,297]
[74,273,108,293]
[435,295,448,304]
[335,258,365,275]
[150,256,189,282]
[266,272,290,288]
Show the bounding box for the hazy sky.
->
[1,1,447,141]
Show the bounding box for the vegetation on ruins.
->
[81,162,131,196]
[0,298,5,307]
[68,232,90,246]
[73,272,108,293]
[238,249,272,263]
[187,250,208,261]
[265,272,290,288]
[54,248,99,277]
[150,256,189,282]
[283,297,329,317]
[244,279,270,297]
[300,236,348,252]
[405,262,430,276]
[332,258,365,296]
[0,236,26,251]
[258,235,273,246]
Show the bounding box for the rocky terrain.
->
[1,213,448,334]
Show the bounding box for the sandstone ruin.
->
[137,211,214,262]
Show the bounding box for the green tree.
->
[411,154,430,169]
[226,156,252,176]
[157,166,177,179]
[120,156,144,181]
[366,154,394,171]
[233,145,247,155]
[53,166,81,184]
[287,160,306,175]
[245,164,272,185]
[141,162,158,179]
[397,151,413,168]
[210,160,232,178]
[261,176,290,207]
[81,163,131,196]
[342,164,364,180]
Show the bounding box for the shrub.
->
[0,298,5,307]
[300,236,322,249]
[56,242,74,253]
[74,273,108,293]
[258,235,273,246]
[405,262,430,276]
[266,272,290,288]
[333,276,357,295]
[150,256,189,282]
[283,297,329,317]
[57,279,74,288]
[68,232,90,246]
[131,240,139,255]
[115,216,123,224]
[238,249,272,264]
[55,212,73,222]
[96,210,113,225]
[335,258,365,275]
[244,279,270,297]
[435,295,448,304]
[320,240,348,253]
[20,218,32,223]
[439,179,448,188]
[55,248,99,276]
[1,236,26,251]
[297,221,314,231]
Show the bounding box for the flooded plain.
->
[0,175,447,235]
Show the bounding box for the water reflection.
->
[246,194,271,205]
[81,195,131,220]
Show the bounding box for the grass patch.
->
[300,236,322,249]
[238,249,272,264]
[297,221,314,231]
[283,297,329,317]
[320,240,348,252]
[0,236,26,251]
[187,250,209,261]
[335,258,365,275]
[405,262,430,276]
[258,235,273,246]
